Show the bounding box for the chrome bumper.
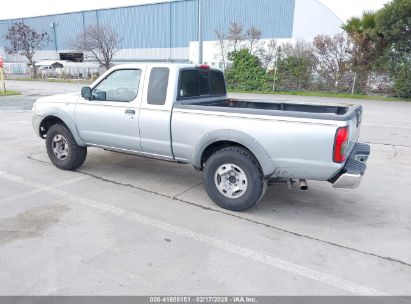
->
[332,173,362,188]
[331,143,370,189]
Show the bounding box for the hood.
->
[36,93,81,104]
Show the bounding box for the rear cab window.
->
[178,68,226,100]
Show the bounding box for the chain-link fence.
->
[267,71,395,95]
[3,60,401,97]
[227,68,397,96]
[3,62,101,81]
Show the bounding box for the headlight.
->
[32,101,36,111]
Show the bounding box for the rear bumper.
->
[332,172,363,188]
[330,143,370,188]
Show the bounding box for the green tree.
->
[375,0,411,55]
[275,56,314,91]
[224,49,270,91]
[272,41,315,91]
[342,12,385,94]
[375,0,411,97]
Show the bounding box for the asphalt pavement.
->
[1,80,411,296]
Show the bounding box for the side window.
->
[210,71,226,95]
[147,67,170,105]
[92,69,141,102]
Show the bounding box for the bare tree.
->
[245,26,262,54]
[5,22,50,78]
[215,30,229,70]
[312,33,352,90]
[281,40,314,59]
[68,25,122,70]
[257,39,278,70]
[228,22,245,52]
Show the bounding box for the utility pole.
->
[272,54,278,92]
[351,72,357,95]
[50,22,58,59]
[197,0,203,64]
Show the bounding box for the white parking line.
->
[0,170,389,296]
[363,123,411,129]
[8,121,31,124]
[0,175,89,204]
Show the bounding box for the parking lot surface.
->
[1,80,411,295]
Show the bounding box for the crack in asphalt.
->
[364,141,411,148]
[390,145,399,160]
[172,182,204,199]
[26,155,411,269]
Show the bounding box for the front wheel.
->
[203,147,265,211]
[46,123,87,170]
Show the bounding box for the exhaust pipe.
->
[299,179,308,190]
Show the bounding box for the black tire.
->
[46,123,87,170]
[203,147,265,211]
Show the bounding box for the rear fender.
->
[192,129,275,177]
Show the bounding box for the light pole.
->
[169,0,172,62]
[197,0,203,64]
[50,22,58,59]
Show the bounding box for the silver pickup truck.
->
[32,63,370,211]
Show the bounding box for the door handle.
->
[125,109,135,115]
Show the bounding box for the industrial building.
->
[0,0,342,70]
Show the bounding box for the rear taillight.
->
[333,126,349,163]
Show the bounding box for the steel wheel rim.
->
[52,134,69,160]
[214,163,248,198]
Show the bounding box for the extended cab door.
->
[75,67,144,151]
[138,66,173,158]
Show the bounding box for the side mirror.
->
[81,86,92,100]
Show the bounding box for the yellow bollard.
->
[0,67,5,93]
[0,57,5,93]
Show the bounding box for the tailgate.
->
[346,105,363,155]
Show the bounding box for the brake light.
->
[196,64,210,69]
[333,126,349,163]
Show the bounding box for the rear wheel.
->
[203,147,265,211]
[46,123,87,170]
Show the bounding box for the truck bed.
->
[175,98,361,121]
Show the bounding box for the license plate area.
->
[355,154,369,164]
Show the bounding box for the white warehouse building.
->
[0,0,342,68]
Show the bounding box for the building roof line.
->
[0,0,192,22]
[315,0,344,23]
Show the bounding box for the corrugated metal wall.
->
[0,0,295,56]
[203,0,295,39]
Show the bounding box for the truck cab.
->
[76,63,226,159]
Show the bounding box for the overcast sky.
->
[0,0,389,22]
